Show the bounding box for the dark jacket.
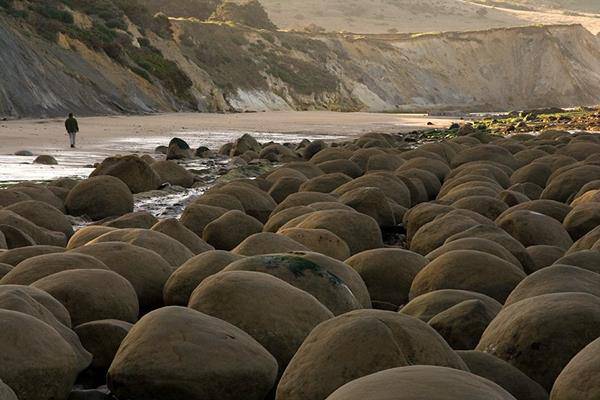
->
[65,117,79,133]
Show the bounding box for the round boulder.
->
[477,292,600,391]
[90,155,161,194]
[189,271,333,371]
[65,176,133,221]
[31,269,139,326]
[203,210,263,251]
[74,319,133,372]
[278,228,350,261]
[550,337,600,400]
[276,310,468,400]
[107,307,277,400]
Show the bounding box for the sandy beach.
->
[0,111,458,155]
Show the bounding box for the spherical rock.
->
[452,195,508,220]
[428,298,499,350]
[0,310,84,400]
[505,265,600,306]
[325,365,517,400]
[477,292,600,391]
[66,226,117,249]
[74,319,133,371]
[276,310,468,400]
[278,228,350,261]
[427,237,522,269]
[458,351,548,400]
[0,284,72,326]
[497,210,573,250]
[180,204,228,236]
[263,206,315,232]
[223,253,362,315]
[107,307,278,400]
[346,248,427,308]
[317,159,362,178]
[90,155,161,194]
[0,210,66,246]
[410,250,526,303]
[90,228,193,268]
[189,271,333,371]
[163,250,244,306]
[31,269,139,326]
[339,187,396,226]
[271,191,338,216]
[5,200,74,238]
[554,250,600,273]
[281,209,383,255]
[103,211,158,229]
[268,176,305,203]
[166,137,194,160]
[211,182,276,223]
[203,210,263,250]
[192,193,245,212]
[334,172,411,208]
[0,253,108,285]
[401,289,502,322]
[151,218,214,255]
[66,176,133,221]
[550,337,600,400]
[232,232,310,256]
[526,245,565,271]
[150,160,195,188]
[71,242,172,312]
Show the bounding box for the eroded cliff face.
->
[0,12,599,118]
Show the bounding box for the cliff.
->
[0,1,599,117]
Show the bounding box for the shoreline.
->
[0,111,459,155]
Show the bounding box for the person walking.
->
[65,113,79,148]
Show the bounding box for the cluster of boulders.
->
[1,127,600,399]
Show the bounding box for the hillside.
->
[259,0,600,34]
[0,1,599,117]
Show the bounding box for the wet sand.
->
[0,111,458,155]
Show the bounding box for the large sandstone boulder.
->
[477,292,600,391]
[497,200,572,223]
[276,310,468,400]
[410,250,526,303]
[497,210,573,250]
[0,224,36,248]
[189,271,333,371]
[210,182,276,223]
[5,200,74,238]
[0,285,71,327]
[31,269,139,326]
[166,137,194,160]
[542,165,600,203]
[346,248,427,309]
[232,232,310,256]
[324,366,517,400]
[339,187,396,226]
[0,310,84,400]
[333,172,411,208]
[103,211,158,229]
[457,351,548,400]
[163,250,244,306]
[317,159,362,178]
[451,144,521,170]
[505,265,600,306]
[90,155,161,193]
[397,157,451,181]
[0,210,66,247]
[564,203,600,240]
[401,289,502,322]
[280,209,383,255]
[445,224,536,273]
[0,286,92,369]
[151,218,214,255]
[223,253,362,315]
[0,253,108,285]
[452,195,508,220]
[90,228,194,267]
[550,337,600,400]
[554,250,600,274]
[428,298,499,350]
[427,237,522,269]
[180,204,228,236]
[66,176,133,220]
[271,191,338,216]
[0,188,32,207]
[10,184,65,211]
[396,168,441,199]
[192,193,245,212]
[74,319,133,372]
[203,210,263,250]
[107,307,278,400]
[71,242,172,312]
[526,245,565,271]
[230,133,262,156]
[263,206,315,232]
[268,176,305,203]
[278,228,350,261]
[150,160,194,188]
[300,173,351,193]
[66,226,117,249]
